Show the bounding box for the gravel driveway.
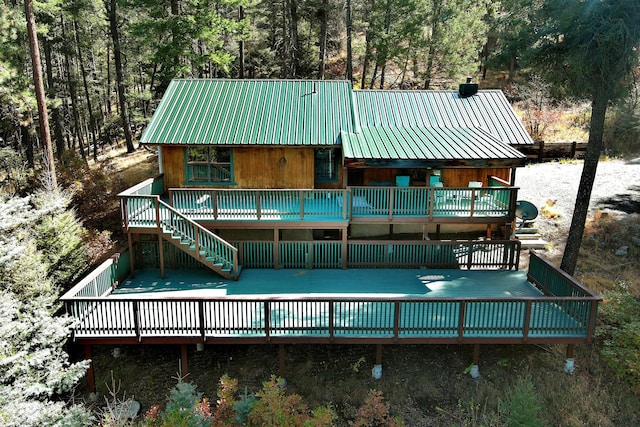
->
[513,158,640,257]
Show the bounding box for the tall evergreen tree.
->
[526,0,640,274]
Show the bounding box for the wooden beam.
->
[566,344,575,359]
[128,233,135,278]
[85,344,96,393]
[274,229,280,270]
[472,344,480,365]
[341,228,348,269]
[159,234,165,279]
[278,344,286,377]
[180,344,188,379]
[375,344,383,365]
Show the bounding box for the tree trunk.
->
[43,38,66,161]
[360,0,376,89]
[21,125,34,169]
[345,0,353,83]
[423,0,442,90]
[378,0,392,89]
[560,89,609,275]
[106,0,135,153]
[73,18,98,162]
[61,21,87,160]
[318,0,328,79]
[25,0,57,188]
[284,0,299,78]
[238,5,245,79]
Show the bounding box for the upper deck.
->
[119,175,518,230]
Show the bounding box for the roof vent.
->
[458,77,478,98]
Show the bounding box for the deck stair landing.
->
[122,192,240,280]
[161,225,241,280]
[514,225,548,250]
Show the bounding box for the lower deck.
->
[63,252,599,346]
[114,268,541,299]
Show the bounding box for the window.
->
[315,148,339,182]
[186,147,233,184]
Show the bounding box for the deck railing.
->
[118,179,240,278]
[63,256,119,299]
[62,294,597,343]
[169,188,350,221]
[61,250,598,344]
[159,186,518,224]
[231,240,520,270]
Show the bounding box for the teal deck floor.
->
[113,268,543,299]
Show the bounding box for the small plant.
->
[352,389,403,427]
[502,376,544,427]
[436,398,500,427]
[598,281,640,388]
[233,387,257,425]
[351,356,366,373]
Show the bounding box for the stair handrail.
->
[120,192,238,277]
[157,197,239,276]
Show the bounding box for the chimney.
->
[458,77,478,98]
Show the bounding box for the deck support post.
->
[486,224,491,239]
[341,228,348,269]
[469,344,480,379]
[85,344,96,394]
[435,224,441,239]
[278,344,286,377]
[159,234,165,279]
[274,229,280,270]
[128,233,135,278]
[372,344,383,380]
[180,344,188,379]
[564,344,575,375]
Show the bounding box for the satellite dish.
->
[515,200,538,221]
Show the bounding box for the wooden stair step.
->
[516,228,539,234]
[516,233,542,240]
[520,239,548,249]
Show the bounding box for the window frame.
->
[314,147,340,183]
[184,146,234,185]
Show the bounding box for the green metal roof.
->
[140,79,531,165]
[140,79,354,146]
[352,89,534,146]
[341,127,526,161]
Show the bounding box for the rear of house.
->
[62,79,599,391]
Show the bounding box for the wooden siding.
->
[233,147,315,189]
[161,146,186,190]
[356,168,511,188]
[442,168,511,188]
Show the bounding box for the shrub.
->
[503,377,543,427]
[352,390,402,427]
[598,281,640,388]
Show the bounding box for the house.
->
[62,79,600,391]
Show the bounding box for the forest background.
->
[1,0,640,425]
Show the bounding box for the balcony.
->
[119,175,518,230]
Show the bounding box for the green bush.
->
[598,281,640,388]
[504,377,543,427]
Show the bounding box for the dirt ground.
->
[80,156,640,426]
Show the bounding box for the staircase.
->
[158,200,241,280]
[514,222,548,250]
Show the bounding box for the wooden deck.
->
[62,252,600,346]
[120,176,518,229]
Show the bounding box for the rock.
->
[114,399,140,420]
[632,236,640,246]
[615,246,629,256]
